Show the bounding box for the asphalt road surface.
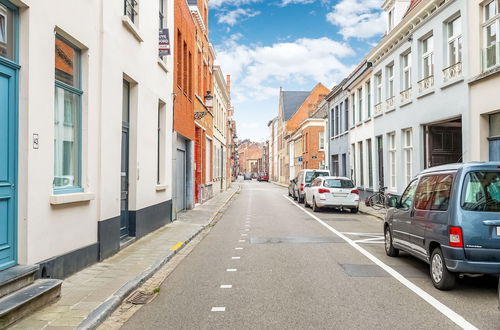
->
[122,180,500,330]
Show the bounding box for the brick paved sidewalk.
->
[11,184,240,330]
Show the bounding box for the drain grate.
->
[127,291,155,305]
[250,236,344,244]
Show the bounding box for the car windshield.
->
[461,171,500,212]
[305,171,329,183]
[323,179,354,188]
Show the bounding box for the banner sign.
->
[159,28,170,56]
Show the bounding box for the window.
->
[358,141,364,186]
[483,0,500,70]
[447,16,462,66]
[401,179,418,208]
[176,30,182,86]
[335,106,339,136]
[159,0,165,29]
[344,99,349,131]
[183,42,187,91]
[206,138,212,182]
[403,129,413,185]
[414,175,436,210]
[332,155,339,176]
[330,107,335,137]
[319,132,325,150]
[324,179,354,189]
[388,9,394,31]
[462,171,500,212]
[351,143,356,183]
[124,0,138,23]
[388,133,396,190]
[402,52,412,90]
[367,139,373,188]
[386,64,394,98]
[188,51,193,98]
[54,36,82,192]
[366,81,371,118]
[375,72,382,104]
[421,35,434,78]
[491,112,500,137]
[351,93,355,125]
[357,87,363,122]
[0,3,14,60]
[430,175,453,211]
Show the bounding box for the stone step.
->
[0,265,39,299]
[0,279,62,329]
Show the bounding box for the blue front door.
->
[0,62,17,270]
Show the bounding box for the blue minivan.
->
[384,162,500,290]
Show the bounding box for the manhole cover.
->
[127,291,155,305]
[250,236,344,244]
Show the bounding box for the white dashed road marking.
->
[220,285,232,289]
[235,247,243,250]
[211,307,226,312]
[226,269,237,272]
[232,257,241,259]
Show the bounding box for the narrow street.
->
[122,181,499,330]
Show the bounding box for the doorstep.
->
[9,183,240,330]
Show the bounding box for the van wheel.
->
[430,247,456,290]
[384,226,399,257]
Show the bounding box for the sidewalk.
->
[359,202,386,220]
[11,184,240,330]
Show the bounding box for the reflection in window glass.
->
[490,112,500,137]
[414,176,436,210]
[430,175,453,211]
[401,180,418,208]
[0,4,14,60]
[324,179,354,189]
[305,171,329,183]
[55,37,80,88]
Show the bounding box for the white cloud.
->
[209,0,261,8]
[215,35,354,105]
[326,0,386,39]
[279,0,315,6]
[217,8,261,26]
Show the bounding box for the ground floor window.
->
[403,129,413,185]
[388,132,397,190]
[342,153,347,177]
[490,112,500,161]
[367,139,373,188]
[358,141,364,187]
[332,155,339,176]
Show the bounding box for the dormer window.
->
[388,9,395,31]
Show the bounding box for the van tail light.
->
[300,183,304,191]
[449,226,464,248]
[318,188,330,194]
[351,189,359,195]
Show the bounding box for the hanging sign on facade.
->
[159,28,170,56]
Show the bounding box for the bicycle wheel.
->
[368,194,384,210]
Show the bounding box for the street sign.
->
[159,28,170,56]
[298,157,303,163]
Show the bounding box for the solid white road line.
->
[353,237,385,243]
[283,195,478,330]
[226,269,237,272]
[220,285,232,289]
[211,307,226,312]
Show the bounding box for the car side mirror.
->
[388,196,400,208]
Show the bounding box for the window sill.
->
[374,112,383,118]
[417,88,435,99]
[400,100,412,108]
[385,107,396,114]
[50,192,95,205]
[355,122,363,127]
[157,59,169,73]
[441,77,464,90]
[122,16,143,43]
[363,118,372,124]
[156,184,168,192]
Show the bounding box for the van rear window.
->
[461,171,500,212]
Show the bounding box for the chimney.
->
[226,75,231,94]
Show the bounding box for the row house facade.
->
[213,65,231,192]
[327,0,500,198]
[0,0,175,281]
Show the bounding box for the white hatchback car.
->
[304,176,360,213]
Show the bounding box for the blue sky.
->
[209,0,387,141]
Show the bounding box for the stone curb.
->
[77,184,241,330]
[358,209,385,221]
[271,181,288,188]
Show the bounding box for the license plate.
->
[497,227,500,236]
[333,193,348,198]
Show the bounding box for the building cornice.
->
[367,0,452,66]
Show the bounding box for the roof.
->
[282,91,310,121]
[404,0,422,17]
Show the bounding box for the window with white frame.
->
[366,81,371,118]
[402,52,412,90]
[386,64,394,98]
[403,129,413,185]
[351,93,356,125]
[125,0,138,23]
[388,132,397,190]
[447,16,462,66]
[319,132,325,150]
[54,35,82,192]
[334,106,339,136]
[421,35,434,78]
[157,101,166,185]
[483,0,500,70]
[375,72,382,104]
[357,87,363,122]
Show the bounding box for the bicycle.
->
[366,186,391,210]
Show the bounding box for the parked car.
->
[304,176,359,213]
[384,162,500,290]
[288,179,296,199]
[243,173,252,180]
[257,173,269,182]
[293,169,330,203]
